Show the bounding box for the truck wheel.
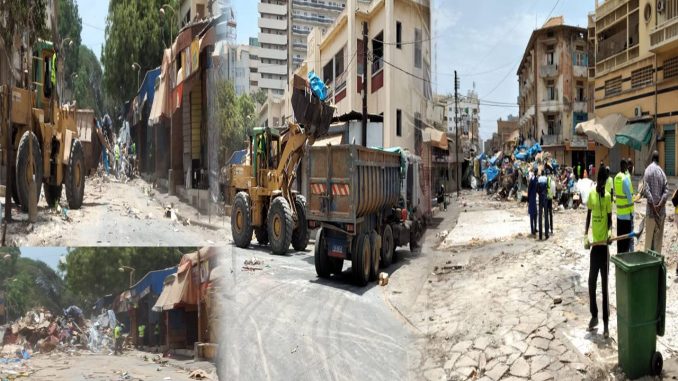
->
[352,234,371,286]
[44,183,62,207]
[268,197,293,255]
[254,226,269,245]
[369,231,380,281]
[330,257,344,275]
[381,225,395,268]
[291,195,310,251]
[65,139,85,209]
[16,131,43,212]
[314,228,331,278]
[231,192,253,248]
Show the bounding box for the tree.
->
[252,89,268,106]
[59,247,189,308]
[101,0,178,113]
[214,80,256,166]
[74,45,104,116]
[57,0,82,98]
[0,0,48,56]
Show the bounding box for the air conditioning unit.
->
[658,0,666,13]
[634,106,643,117]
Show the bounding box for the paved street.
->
[217,239,422,380]
[6,176,230,246]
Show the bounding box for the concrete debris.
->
[243,258,264,271]
[379,272,389,286]
[188,369,212,379]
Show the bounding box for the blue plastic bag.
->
[308,71,329,101]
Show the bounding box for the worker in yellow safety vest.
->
[137,324,146,349]
[114,323,124,355]
[614,160,634,254]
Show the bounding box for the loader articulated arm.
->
[275,123,308,202]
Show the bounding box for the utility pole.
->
[454,71,460,197]
[362,21,368,147]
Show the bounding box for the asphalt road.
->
[217,240,417,381]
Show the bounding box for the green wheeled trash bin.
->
[610,250,666,378]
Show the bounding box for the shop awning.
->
[424,127,448,150]
[148,49,171,126]
[615,121,654,151]
[575,113,627,148]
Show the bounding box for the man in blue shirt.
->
[528,168,538,236]
[538,168,549,240]
[614,160,633,253]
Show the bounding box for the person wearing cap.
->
[643,150,669,253]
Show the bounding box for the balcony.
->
[258,64,287,76]
[540,64,558,78]
[292,0,344,12]
[292,42,307,51]
[258,18,287,31]
[573,65,588,78]
[597,28,628,62]
[596,0,628,21]
[574,101,588,113]
[650,16,678,53]
[258,2,287,16]
[541,99,562,113]
[292,14,334,25]
[519,105,535,128]
[258,32,287,46]
[541,134,562,146]
[292,26,310,35]
[259,77,286,91]
[258,47,287,61]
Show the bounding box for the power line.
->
[83,21,105,32]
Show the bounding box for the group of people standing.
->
[527,166,556,240]
[585,151,669,338]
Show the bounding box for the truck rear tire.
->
[291,195,310,251]
[381,225,395,268]
[232,192,253,248]
[255,226,269,245]
[268,196,293,255]
[352,234,371,286]
[16,131,43,212]
[65,139,85,209]
[314,228,331,278]
[44,183,62,207]
[369,231,380,281]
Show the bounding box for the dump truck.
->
[229,75,334,255]
[308,145,426,286]
[0,39,85,212]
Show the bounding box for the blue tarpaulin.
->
[514,143,542,161]
[228,149,247,165]
[308,71,329,101]
[130,267,177,302]
[483,166,500,183]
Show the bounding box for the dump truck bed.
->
[307,144,401,224]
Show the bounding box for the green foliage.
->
[252,89,268,106]
[74,45,104,116]
[57,0,82,96]
[102,0,179,111]
[0,0,48,50]
[59,247,189,308]
[215,80,256,165]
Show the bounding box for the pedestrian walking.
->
[528,168,538,236]
[137,324,145,349]
[614,160,633,253]
[114,323,123,355]
[546,167,555,235]
[576,162,582,180]
[643,151,669,253]
[437,183,446,211]
[585,168,612,338]
[626,158,636,252]
[538,168,549,240]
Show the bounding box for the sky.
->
[232,0,593,141]
[19,247,69,271]
[75,0,110,60]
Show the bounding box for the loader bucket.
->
[291,84,334,140]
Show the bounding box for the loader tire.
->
[65,139,85,209]
[291,195,310,251]
[16,131,43,212]
[381,224,395,268]
[231,192,253,248]
[314,228,331,278]
[352,234,371,286]
[44,183,62,207]
[268,197,293,255]
[255,225,269,245]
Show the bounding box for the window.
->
[396,21,402,49]
[414,28,422,68]
[372,31,384,74]
[546,45,555,65]
[547,115,557,135]
[196,4,205,19]
[631,66,653,89]
[323,61,333,85]
[574,46,587,66]
[576,80,585,102]
[605,76,622,97]
[334,48,344,77]
[665,56,678,80]
[546,80,556,100]
[396,109,402,137]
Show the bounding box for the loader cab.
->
[249,127,281,183]
[32,40,56,110]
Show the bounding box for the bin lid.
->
[610,251,663,272]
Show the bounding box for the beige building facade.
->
[517,17,591,167]
[592,0,678,175]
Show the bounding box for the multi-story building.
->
[447,90,480,156]
[497,115,519,153]
[178,0,211,27]
[591,0,678,175]
[255,0,346,97]
[517,16,591,167]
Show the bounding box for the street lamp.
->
[118,266,136,287]
[131,62,141,91]
[160,4,176,195]
[60,37,74,50]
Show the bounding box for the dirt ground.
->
[408,190,678,380]
[4,175,230,246]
